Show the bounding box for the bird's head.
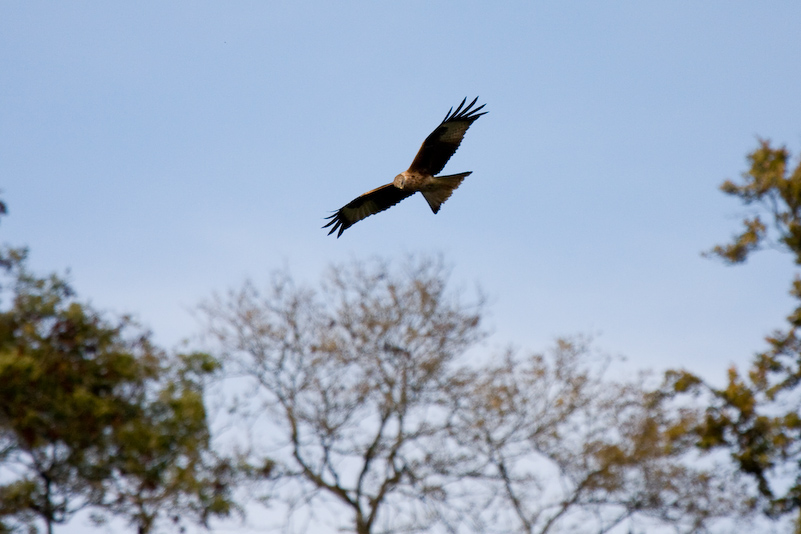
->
[393,173,406,190]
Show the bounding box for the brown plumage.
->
[324,97,487,237]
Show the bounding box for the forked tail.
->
[422,172,472,214]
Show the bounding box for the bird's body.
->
[324,97,486,237]
[393,170,431,191]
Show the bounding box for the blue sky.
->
[3,1,801,390]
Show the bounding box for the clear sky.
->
[3,1,801,389]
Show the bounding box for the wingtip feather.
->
[451,97,467,117]
[322,212,347,237]
[442,97,487,124]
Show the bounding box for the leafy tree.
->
[202,255,751,534]
[94,351,239,534]
[0,247,160,534]
[665,139,801,527]
[0,249,235,534]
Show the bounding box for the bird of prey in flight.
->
[324,97,487,237]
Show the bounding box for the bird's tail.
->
[422,172,471,214]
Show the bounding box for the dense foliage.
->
[0,248,234,534]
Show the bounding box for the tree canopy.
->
[666,139,801,528]
[0,248,235,534]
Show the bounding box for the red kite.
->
[324,97,487,237]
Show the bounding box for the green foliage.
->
[0,248,235,534]
[0,248,159,533]
[667,140,801,525]
[98,350,237,534]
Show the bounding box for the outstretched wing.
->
[408,97,487,176]
[323,184,415,237]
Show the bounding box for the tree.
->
[94,351,239,534]
[449,338,751,534]
[664,139,801,527]
[202,255,751,534]
[0,248,160,534]
[0,248,235,534]
[202,256,488,534]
